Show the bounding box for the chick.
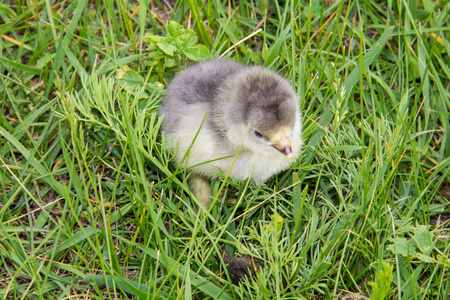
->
[159,59,302,207]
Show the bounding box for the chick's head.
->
[217,67,299,158]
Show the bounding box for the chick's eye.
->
[254,130,263,138]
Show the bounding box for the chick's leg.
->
[189,174,211,208]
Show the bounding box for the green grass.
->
[1,0,449,299]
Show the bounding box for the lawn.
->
[0,0,449,299]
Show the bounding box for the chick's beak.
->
[272,135,293,159]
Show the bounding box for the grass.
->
[0,0,449,299]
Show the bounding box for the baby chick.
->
[159,59,302,207]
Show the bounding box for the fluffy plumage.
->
[159,59,302,207]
